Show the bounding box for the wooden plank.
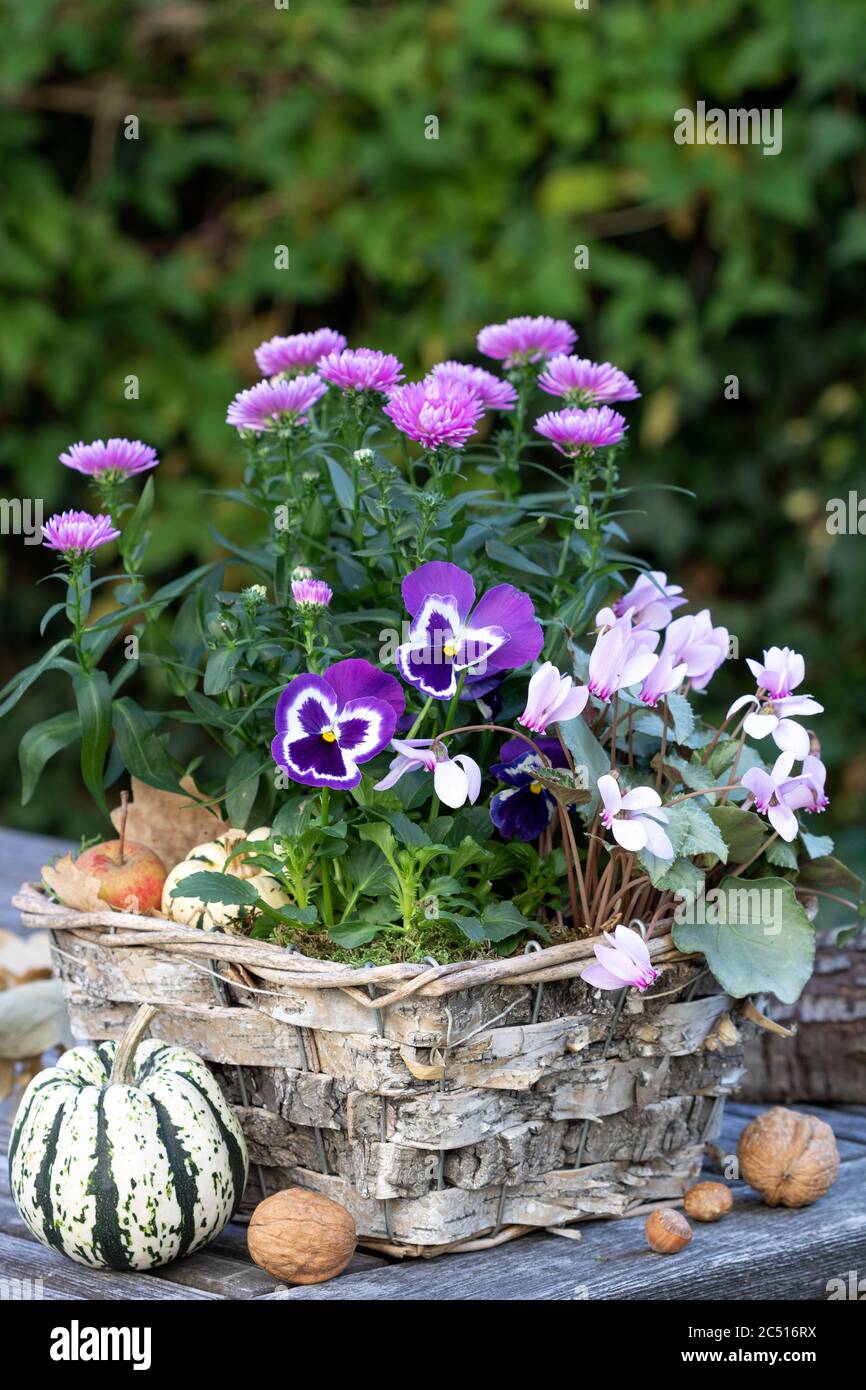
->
[0,1230,223,1300]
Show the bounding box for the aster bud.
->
[353,448,375,468]
[291,565,313,583]
[291,577,333,611]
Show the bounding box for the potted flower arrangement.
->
[10,315,862,1254]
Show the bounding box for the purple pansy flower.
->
[226,375,328,432]
[374,738,482,809]
[255,329,346,377]
[271,659,404,791]
[42,510,121,555]
[425,361,517,411]
[745,645,805,699]
[59,438,159,479]
[477,316,577,367]
[538,356,640,405]
[318,348,404,395]
[661,610,729,692]
[383,379,484,451]
[490,737,567,842]
[396,561,544,701]
[597,774,674,859]
[741,752,812,843]
[534,406,627,456]
[610,571,685,631]
[580,925,659,992]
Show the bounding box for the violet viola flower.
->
[254,329,346,377]
[318,348,404,395]
[382,379,484,451]
[661,610,729,691]
[41,510,121,555]
[425,361,517,411]
[610,571,685,631]
[638,653,688,708]
[271,659,404,791]
[477,316,577,367]
[597,774,674,859]
[745,645,805,698]
[534,406,627,456]
[395,560,544,701]
[373,738,482,809]
[588,611,659,702]
[726,692,823,761]
[226,375,327,432]
[741,752,812,842]
[489,737,567,842]
[291,577,332,610]
[580,925,659,993]
[60,438,159,479]
[538,356,640,406]
[518,662,589,733]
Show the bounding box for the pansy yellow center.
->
[322,728,337,743]
[529,780,543,794]
[443,640,459,658]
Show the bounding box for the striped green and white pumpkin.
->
[8,1005,248,1271]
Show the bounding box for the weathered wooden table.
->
[2,827,865,1301]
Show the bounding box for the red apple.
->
[76,790,167,913]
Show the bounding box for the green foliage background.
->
[1,0,864,875]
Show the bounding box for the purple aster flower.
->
[373,738,482,809]
[426,361,517,411]
[226,375,327,433]
[396,560,544,701]
[42,510,121,555]
[490,737,567,842]
[271,659,404,791]
[254,329,346,377]
[477,316,577,366]
[535,406,627,456]
[59,438,159,479]
[745,646,805,699]
[597,774,674,859]
[581,925,659,993]
[610,571,685,631]
[383,379,484,451]
[291,577,332,610]
[518,662,588,733]
[538,356,640,405]
[318,348,404,395]
[742,752,812,843]
[661,610,729,692]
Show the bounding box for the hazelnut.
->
[247,1187,357,1285]
[684,1181,733,1223]
[645,1207,692,1254]
[737,1106,839,1208]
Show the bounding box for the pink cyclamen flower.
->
[726,692,823,761]
[638,653,688,707]
[318,348,404,395]
[661,610,729,691]
[59,438,158,479]
[534,406,627,456]
[745,646,805,699]
[426,361,517,411]
[786,755,829,814]
[291,578,333,610]
[254,329,346,377]
[597,774,674,859]
[742,752,812,843]
[588,611,659,702]
[373,738,482,809]
[42,510,121,555]
[538,356,640,405]
[383,379,484,451]
[581,924,660,993]
[477,315,577,366]
[518,662,589,733]
[226,375,327,432]
[611,571,686,631]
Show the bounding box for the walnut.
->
[737,1106,839,1208]
[247,1188,357,1285]
[684,1181,733,1223]
[644,1208,692,1254]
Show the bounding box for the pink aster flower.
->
[291,578,333,610]
[538,356,640,405]
[742,752,812,843]
[383,379,484,451]
[318,348,404,395]
[226,375,327,432]
[588,611,659,702]
[518,662,589,733]
[477,316,577,367]
[610,571,686,631]
[726,692,823,761]
[638,653,688,708]
[534,406,627,456]
[254,329,346,377]
[661,610,729,692]
[597,774,674,859]
[581,924,660,993]
[42,510,121,555]
[373,738,482,809]
[59,438,159,479]
[426,361,517,411]
[745,646,805,699]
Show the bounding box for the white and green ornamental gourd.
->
[8,1005,248,1271]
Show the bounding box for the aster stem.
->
[67,562,92,674]
[318,788,335,928]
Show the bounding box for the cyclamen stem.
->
[730,830,779,878]
[656,700,670,791]
[667,783,743,805]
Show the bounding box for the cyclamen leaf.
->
[800,831,834,860]
[638,852,704,895]
[663,801,729,862]
[705,805,767,865]
[559,714,607,817]
[796,856,863,894]
[765,838,798,871]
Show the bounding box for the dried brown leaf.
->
[110,775,230,870]
[0,928,53,986]
[41,853,106,912]
[0,979,72,1059]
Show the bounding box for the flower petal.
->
[434,758,470,808]
[401,561,475,620]
[597,774,621,817]
[580,962,628,991]
[610,817,648,851]
[324,659,406,722]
